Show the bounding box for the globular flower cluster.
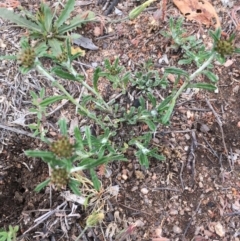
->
[215,39,235,57]
[50,136,74,158]
[56,51,68,63]
[18,48,36,68]
[51,168,69,189]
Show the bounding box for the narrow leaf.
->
[202,70,219,83]
[42,2,54,32]
[52,67,79,80]
[40,95,67,107]
[165,67,189,78]
[55,0,75,28]
[188,83,216,91]
[93,67,101,93]
[90,169,101,191]
[69,178,81,195]
[25,150,55,158]
[58,11,95,34]
[0,55,17,60]
[34,179,51,192]
[58,119,68,136]
[161,100,175,125]
[0,8,41,33]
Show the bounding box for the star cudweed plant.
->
[158,18,240,124]
[0,0,95,49]
[25,119,126,194]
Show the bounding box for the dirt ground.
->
[1,0,240,240]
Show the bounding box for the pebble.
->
[169,209,178,215]
[173,225,182,234]
[141,188,149,194]
[131,186,138,192]
[122,174,128,180]
[214,222,225,237]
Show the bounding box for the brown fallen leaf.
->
[173,0,220,29]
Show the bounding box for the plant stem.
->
[75,226,88,241]
[172,53,215,102]
[67,64,112,113]
[36,63,106,127]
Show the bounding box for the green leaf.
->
[69,178,81,195]
[74,127,83,149]
[178,58,192,65]
[142,119,156,131]
[234,48,240,54]
[165,67,189,78]
[149,151,166,161]
[58,11,95,34]
[25,150,55,158]
[90,168,101,191]
[55,0,75,28]
[93,67,101,93]
[202,70,219,82]
[40,95,67,107]
[0,55,17,60]
[188,83,216,91]
[139,153,149,168]
[209,28,221,42]
[34,179,51,192]
[48,39,63,56]
[161,100,175,125]
[52,67,79,80]
[157,95,173,111]
[42,2,54,32]
[0,8,42,33]
[58,119,68,136]
[85,127,92,150]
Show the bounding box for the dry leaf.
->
[173,0,220,29]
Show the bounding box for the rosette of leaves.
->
[0,0,95,48]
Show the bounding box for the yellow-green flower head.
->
[86,212,104,227]
[50,136,74,158]
[18,48,36,68]
[215,39,235,57]
[51,168,69,189]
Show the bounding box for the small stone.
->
[122,174,128,180]
[199,182,203,188]
[185,134,190,140]
[131,186,138,192]
[141,188,149,194]
[169,209,178,215]
[215,222,225,237]
[173,225,182,234]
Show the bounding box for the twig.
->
[118,203,152,216]
[186,130,198,187]
[225,211,240,216]
[0,123,52,141]
[182,198,203,238]
[180,161,185,190]
[152,187,181,192]
[201,135,219,158]
[22,202,67,235]
[205,99,228,154]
